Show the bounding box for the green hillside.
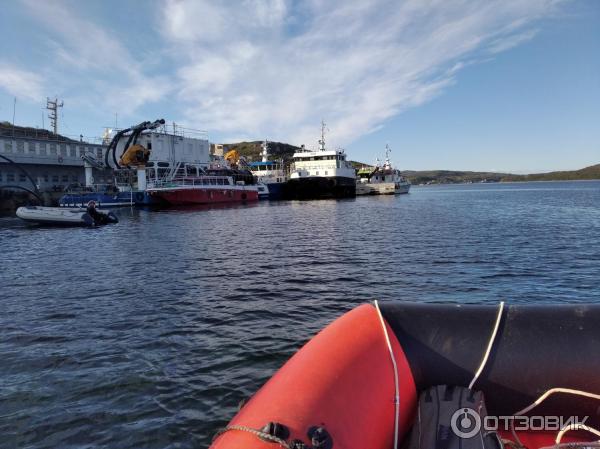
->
[501,164,600,182]
[221,141,300,164]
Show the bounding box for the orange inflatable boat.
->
[210,302,600,449]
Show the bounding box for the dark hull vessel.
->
[212,302,600,449]
[285,176,356,199]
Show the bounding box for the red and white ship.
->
[147,173,259,205]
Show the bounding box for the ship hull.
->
[285,176,356,200]
[59,191,159,208]
[356,182,411,195]
[264,182,286,200]
[148,187,259,205]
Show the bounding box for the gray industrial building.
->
[0,122,109,192]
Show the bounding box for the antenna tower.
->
[46,97,64,134]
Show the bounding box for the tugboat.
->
[356,144,411,195]
[287,121,356,199]
[248,140,288,200]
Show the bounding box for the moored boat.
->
[357,144,411,195]
[59,119,211,208]
[16,205,118,226]
[287,121,356,199]
[59,183,136,208]
[249,140,288,200]
[147,174,259,205]
[211,302,600,449]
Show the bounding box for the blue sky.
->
[0,0,597,172]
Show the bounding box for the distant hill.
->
[402,164,600,184]
[402,170,509,185]
[500,164,600,182]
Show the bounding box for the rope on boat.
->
[510,388,600,445]
[513,388,600,417]
[469,301,505,390]
[374,300,400,449]
[213,424,291,448]
[556,424,600,444]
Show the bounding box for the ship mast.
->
[261,139,269,162]
[384,144,392,168]
[318,120,326,151]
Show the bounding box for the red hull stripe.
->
[150,188,258,205]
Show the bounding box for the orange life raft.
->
[210,303,600,449]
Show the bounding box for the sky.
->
[0,0,598,173]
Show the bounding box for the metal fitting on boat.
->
[308,426,333,449]
[260,421,290,441]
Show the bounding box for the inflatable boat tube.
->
[211,303,600,449]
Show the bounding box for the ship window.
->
[16,141,24,153]
[28,142,36,153]
[60,144,66,155]
[7,172,15,182]
[43,174,49,182]
[0,172,2,182]
[97,148,103,159]
[4,141,12,153]
[316,171,319,175]
[19,173,27,182]
[62,175,69,182]
[52,175,59,183]
[50,144,57,155]
[72,175,79,182]
[147,142,152,150]
[39,143,47,155]
[325,171,328,175]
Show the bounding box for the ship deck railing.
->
[148,176,235,189]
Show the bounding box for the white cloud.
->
[161,0,565,147]
[0,64,44,101]
[21,0,169,116]
[488,29,539,54]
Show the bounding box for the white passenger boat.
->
[16,205,118,226]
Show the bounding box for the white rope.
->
[514,388,600,417]
[469,301,505,390]
[509,383,600,445]
[556,424,600,444]
[374,300,400,449]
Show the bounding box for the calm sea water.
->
[1,181,599,448]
